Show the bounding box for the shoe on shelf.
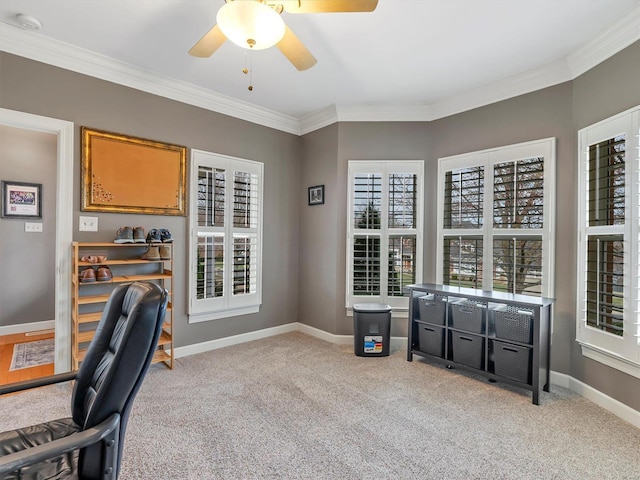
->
[159,245,171,260]
[80,255,108,264]
[79,268,96,283]
[159,228,173,243]
[114,226,134,244]
[146,229,161,244]
[96,266,113,282]
[133,226,146,243]
[141,246,161,261]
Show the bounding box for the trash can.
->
[353,303,392,357]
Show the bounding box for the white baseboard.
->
[296,323,352,345]
[296,322,408,349]
[174,323,299,359]
[0,320,55,336]
[174,324,638,428]
[550,371,639,428]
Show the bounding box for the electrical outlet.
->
[25,222,43,232]
[79,216,98,232]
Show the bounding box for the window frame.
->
[346,160,424,310]
[188,149,264,323]
[576,106,640,378]
[436,138,556,298]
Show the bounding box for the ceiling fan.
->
[188,0,379,71]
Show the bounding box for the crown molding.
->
[300,104,433,134]
[299,104,338,135]
[567,4,640,78]
[2,4,639,136]
[428,58,573,120]
[0,23,301,135]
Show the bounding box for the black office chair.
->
[0,281,168,480]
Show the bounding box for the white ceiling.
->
[1,0,639,134]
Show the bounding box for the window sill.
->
[189,305,260,323]
[577,340,640,379]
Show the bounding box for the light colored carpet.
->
[9,339,55,371]
[0,332,638,479]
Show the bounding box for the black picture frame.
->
[1,180,42,219]
[308,185,324,206]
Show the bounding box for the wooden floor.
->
[0,331,55,386]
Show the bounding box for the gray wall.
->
[0,125,57,326]
[299,121,432,338]
[429,82,575,376]
[2,38,639,411]
[297,41,640,411]
[0,52,301,348]
[299,124,340,335]
[569,40,640,411]
[337,122,432,337]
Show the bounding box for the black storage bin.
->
[493,305,533,344]
[451,331,484,369]
[418,294,446,325]
[450,300,486,333]
[416,321,445,357]
[353,303,392,357]
[493,340,532,384]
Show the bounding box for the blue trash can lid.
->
[353,303,392,313]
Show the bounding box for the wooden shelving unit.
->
[71,241,174,370]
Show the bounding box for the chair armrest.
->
[0,413,120,475]
[0,371,77,396]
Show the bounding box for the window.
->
[437,138,555,298]
[576,106,640,377]
[346,161,424,309]
[189,150,263,322]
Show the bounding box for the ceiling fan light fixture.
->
[217,0,285,50]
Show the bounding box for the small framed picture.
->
[308,185,324,206]
[1,180,42,218]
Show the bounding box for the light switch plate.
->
[25,222,43,232]
[79,216,98,232]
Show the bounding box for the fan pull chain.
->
[243,50,254,91]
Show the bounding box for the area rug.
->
[9,339,55,371]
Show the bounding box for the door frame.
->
[0,108,74,373]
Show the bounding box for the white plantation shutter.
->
[347,161,424,309]
[442,164,485,290]
[584,135,626,335]
[493,157,544,229]
[491,157,545,295]
[587,136,626,227]
[232,170,259,296]
[196,166,225,300]
[585,236,624,335]
[351,173,383,296]
[437,138,555,297]
[189,150,263,321]
[443,236,483,289]
[492,237,543,296]
[576,106,640,376]
[444,166,484,229]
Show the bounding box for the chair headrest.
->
[71,281,167,429]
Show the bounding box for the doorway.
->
[0,108,73,376]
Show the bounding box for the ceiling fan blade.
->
[188,24,227,58]
[277,25,317,71]
[281,0,378,13]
